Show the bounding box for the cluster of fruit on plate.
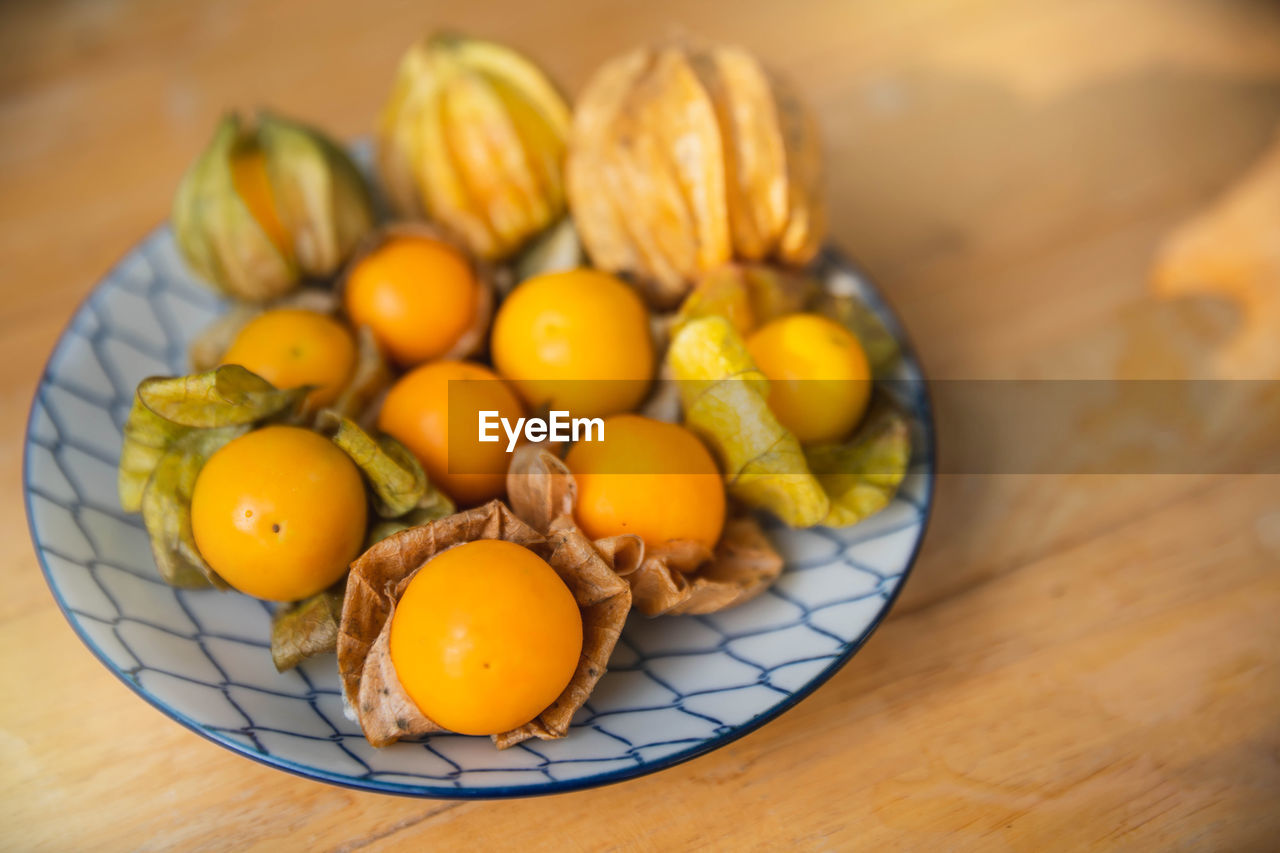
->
[118,34,911,748]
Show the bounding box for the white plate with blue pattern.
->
[24,222,934,797]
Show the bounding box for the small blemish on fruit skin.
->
[272,523,281,533]
[244,509,253,518]
[483,662,491,670]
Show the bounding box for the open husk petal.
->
[506,445,781,616]
[337,499,631,749]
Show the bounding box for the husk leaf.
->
[257,112,375,277]
[805,396,911,528]
[140,426,246,588]
[667,315,829,527]
[317,411,427,518]
[271,583,345,672]
[119,365,308,512]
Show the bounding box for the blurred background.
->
[3,0,1278,848]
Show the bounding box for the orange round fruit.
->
[491,269,654,419]
[220,309,357,409]
[389,539,583,736]
[344,235,479,366]
[190,425,368,602]
[564,414,725,550]
[377,360,524,506]
[746,313,871,444]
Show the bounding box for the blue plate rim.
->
[22,230,936,799]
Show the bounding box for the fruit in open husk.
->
[173,112,375,302]
[491,269,655,419]
[378,33,571,260]
[377,360,525,507]
[338,500,633,748]
[667,312,910,529]
[117,363,443,606]
[188,289,391,422]
[341,225,494,367]
[566,41,825,307]
[507,443,782,616]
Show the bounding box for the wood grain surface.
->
[4,0,1279,849]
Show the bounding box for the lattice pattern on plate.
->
[25,225,934,797]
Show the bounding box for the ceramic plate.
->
[24,220,934,798]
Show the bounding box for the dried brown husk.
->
[271,583,345,671]
[118,365,310,512]
[566,39,825,306]
[339,223,495,363]
[337,500,632,749]
[506,445,781,616]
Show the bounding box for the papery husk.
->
[140,426,246,588]
[667,313,910,529]
[506,445,781,616]
[256,113,376,277]
[172,112,374,302]
[566,40,825,306]
[339,223,495,363]
[363,489,456,548]
[338,500,632,749]
[317,411,427,518]
[378,33,571,260]
[512,216,583,287]
[271,583,345,671]
[118,365,310,512]
[667,315,830,527]
[805,395,911,528]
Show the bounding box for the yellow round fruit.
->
[491,269,654,419]
[389,539,583,736]
[344,235,479,366]
[220,309,357,409]
[377,360,524,506]
[564,414,725,550]
[190,426,368,602]
[745,313,871,444]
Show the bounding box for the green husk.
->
[172,111,374,302]
[140,426,246,588]
[138,364,310,428]
[317,412,428,518]
[270,583,345,671]
[363,490,458,547]
[119,365,307,513]
[668,315,829,527]
[172,114,297,302]
[257,113,375,277]
[804,396,911,527]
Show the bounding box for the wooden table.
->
[4,0,1279,848]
